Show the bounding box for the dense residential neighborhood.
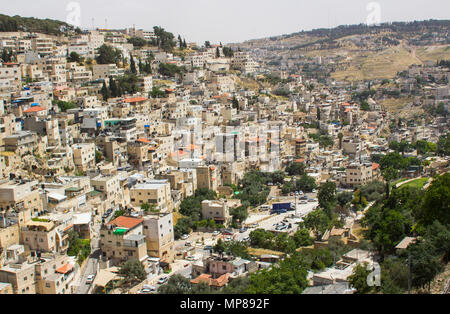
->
[0,13,448,296]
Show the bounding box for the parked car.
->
[186,255,198,261]
[204,245,213,251]
[251,223,259,228]
[86,274,95,284]
[143,285,156,291]
[185,241,191,246]
[181,234,189,240]
[212,231,220,236]
[312,189,317,193]
[224,236,232,242]
[158,277,168,284]
[242,236,250,242]
[138,288,151,294]
[239,227,247,233]
[308,198,316,202]
[221,230,234,235]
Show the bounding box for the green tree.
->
[246,254,309,294]
[96,44,122,65]
[381,257,409,294]
[348,263,375,294]
[158,274,193,294]
[293,228,313,247]
[337,191,353,207]
[318,181,337,218]
[130,56,137,74]
[285,162,306,176]
[213,238,226,256]
[118,260,146,285]
[101,81,110,100]
[295,174,317,192]
[109,77,119,98]
[149,86,165,98]
[231,96,239,109]
[174,217,193,239]
[95,150,103,163]
[68,51,82,63]
[408,240,443,290]
[413,173,450,228]
[304,209,330,240]
[158,63,183,77]
[127,37,147,48]
[382,167,399,198]
[338,132,343,149]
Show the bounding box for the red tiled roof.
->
[372,163,380,171]
[123,97,147,103]
[191,273,230,287]
[24,106,45,113]
[63,224,74,232]
[294,158,305,163]
[342,102,351,106]
[56,263,73,274]
[108,216,143,229]
[136,138,151,143]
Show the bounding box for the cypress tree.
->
[138,59,143,73]
[130,56,137,74]
[109,77,118,98]
[101,81,110,100]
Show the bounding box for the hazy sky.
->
[2,0,449,44]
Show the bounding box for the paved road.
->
[74,217,102,294]
[74,249,100,294]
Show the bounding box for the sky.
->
[1,0,449,44]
